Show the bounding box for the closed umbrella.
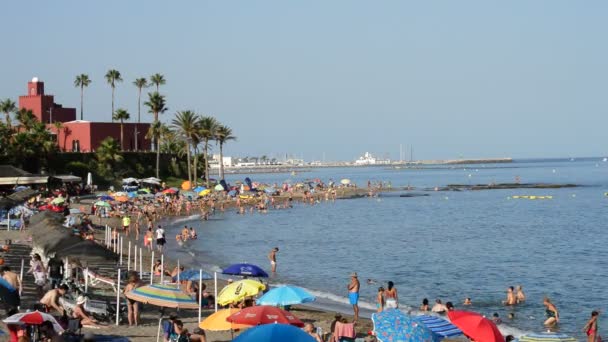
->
[447,310,503,342]
[518,332,578,342]
[256,286,315,306]
[125,284,199,309]
[416,315,462,339]
[227,305,304,327]
[372,309,434,342]
[222,263,269,277]
[217,279,266,306]
[3,311,64,333]
[233,324,315,342]
[199,309,250,331]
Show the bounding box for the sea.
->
[165,158,608,339]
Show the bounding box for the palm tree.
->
[15,108,36,131]
[105,69,122,121]
[52,121,63,149]
[133,78,148,150]
[144,92,168,178]
[198,116,218,185]
[215,124,236,181]
[74,74,91,120]
[112,108,130,150]
[0,99,17,129]
[150,73,166,92]
[96,137,123,176]
[172,110,200,186]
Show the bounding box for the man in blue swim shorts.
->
[347,272,360,322]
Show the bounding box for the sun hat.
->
[76,296,87,305]
[350,272,358,277]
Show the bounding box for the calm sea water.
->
[166,158,608,339]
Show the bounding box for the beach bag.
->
[34,271,47,286]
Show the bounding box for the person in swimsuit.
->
[268,247,279,273]
[503,286,517,305]
[583,311,599,342]
[420,298,430,312]
[515,285,526,303]
[124,273,142,326]
[543,297,559,327]
[384,281,398,309]
[73,296,104,327]
[463,297,472,305]
[347,272,360,322]
[376,287,385,312]
[189,227,197,239]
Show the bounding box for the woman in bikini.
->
[124,273,142,326]
[583,311,599,342]
[384,281,398,309]
[144,228,154,251]
[543,297,559,327]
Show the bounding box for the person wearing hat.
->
[347,272,360,322]
[72,296,103,327]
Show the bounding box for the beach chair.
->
[86,269,118,292]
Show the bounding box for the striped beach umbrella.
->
[125,284,199,309]
[416,315,462,339]
[518,332,578,342]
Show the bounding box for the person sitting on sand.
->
[543,297,559,327]
[153,260,163,276]
[39,284,68,315]
[420,298,430,312]
[73,296,104,327]
[432,299,447,314]
[463,297,472,305]
[173,319,190,342]
[503,286,516,305]
[516,285,526,303]
[304,323,323,342]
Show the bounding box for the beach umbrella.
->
[125,284,199,309]
[228,190,238,197]
[98,195,114,201]
[372,309,434,342]
[214,184,224,191]
[518,332,578,342]
[233,323,315,342]
[222,263,269,277]
[193,186,206,192]
[3,311,64,333]
[199,189,211,196]
[340,178,351,185]
[139,193,155,199]
[182,191,198,199]
[155,192,165,197]
[181,180,191,190]
[113,192,128,197]
[122,177,139,184]
[256,286,315,306]
[138,188,151,194]
[163,188,177,194]
[447,310,503,342]
[127,192,137,198]
[114,196,129,202]
[217,279,266,306]
[416,315,462,340]
[227,305,304,327]
[51,197,65,205]
[264,187,276,194]
[199,309,250,331]
[172,269,213,282]
[94,201,111,208]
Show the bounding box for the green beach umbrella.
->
[94,201,111,208]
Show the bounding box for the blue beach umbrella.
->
[127,192,137,198]
[416,315,462,340]
[233,323,315,342]
[98,195,114,201]
[256,285,315,306]
[518,332,577,342]
[372,309,435,342]
[193,186,206,193]
[173,269,213,282]
[222,263,269,278]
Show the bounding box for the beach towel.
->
[334,321,356,340]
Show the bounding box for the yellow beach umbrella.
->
[217,279,266,306]
[198,189,211,197]
[199,309,250,331]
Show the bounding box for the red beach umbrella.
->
[447,310,503,342]
[226,305,305,327]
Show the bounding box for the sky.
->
[1,1,607,161]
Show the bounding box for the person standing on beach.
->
[155,225,166,252]
[384,281,398,309]
[268,247,279,273]
[543,297,559,327]
[347,272,360,322]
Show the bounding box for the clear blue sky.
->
[1,1,607,161]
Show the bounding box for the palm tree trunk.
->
[193,147,198,186]
[135,89,140,151]
[219,143,225,181]
[5,113,10,130]
[156,137,160,179]
[111,86,115,122]
[120,120,124,150]
[186,142,192,187]
[80,85,84,120]
[203,139,210,186]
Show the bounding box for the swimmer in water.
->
[515,285,526,303]
[502,286,516,305]
[463,297,472,305]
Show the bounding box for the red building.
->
[18,78,150,152]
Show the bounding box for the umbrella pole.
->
[116,268,121,326]
[120,236,123,266]
[19,258,24,296]
[214,272,218,312]
[156,317,163,342]
[134,244,137,273]
[176,259,180,288]
[150,251,155,284]
[128,241,131,271]
[160,254,164,284]
[198,269,202,323]
[84,267,88,293]
[139,247,143,276]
